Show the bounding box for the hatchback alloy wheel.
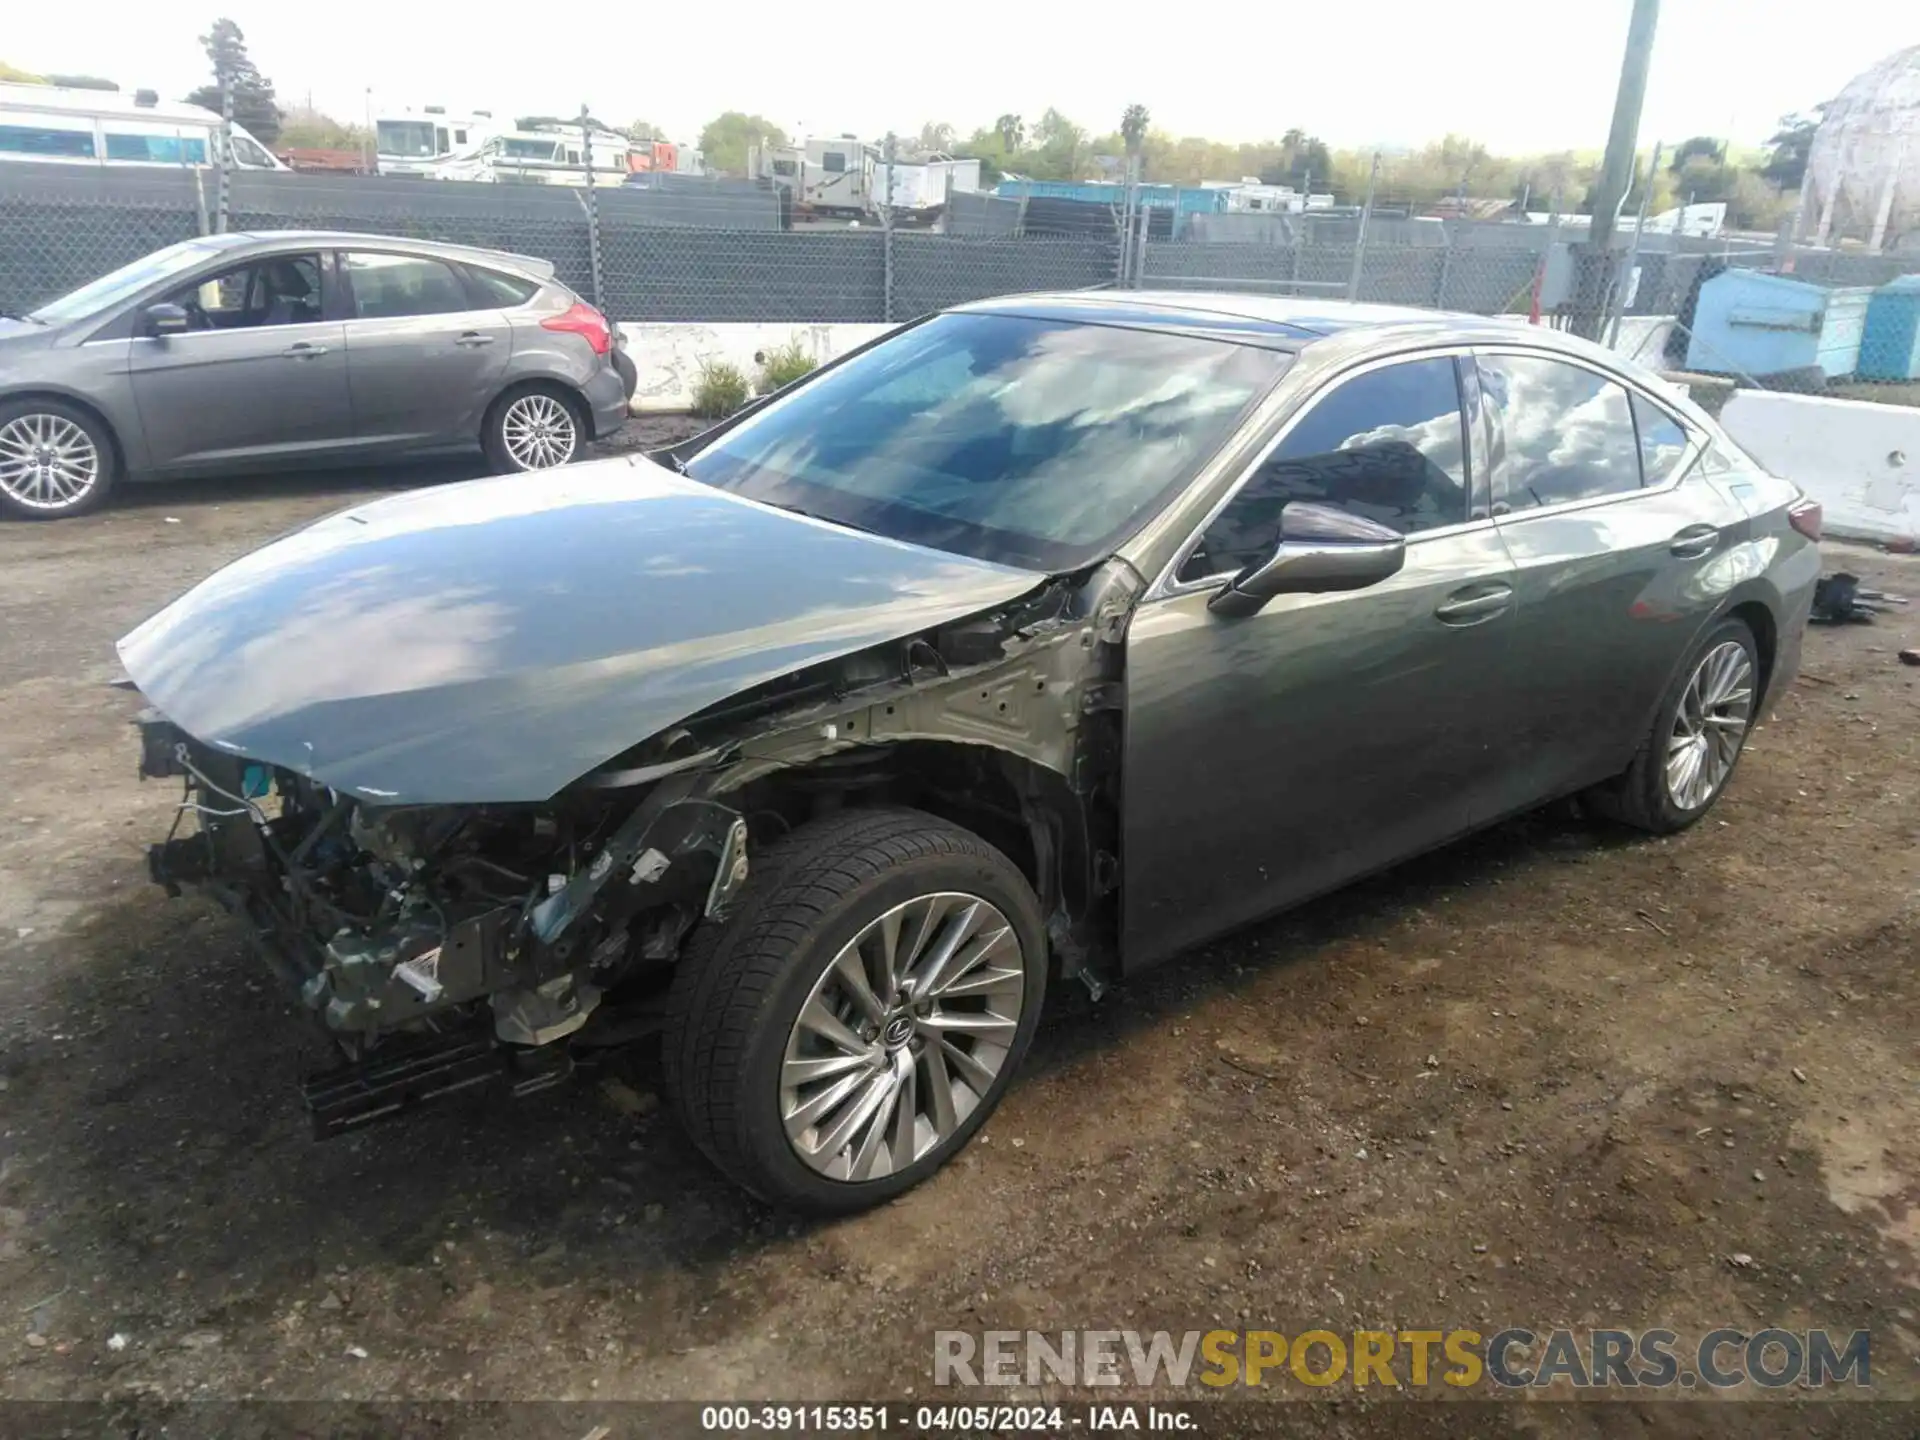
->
[1665,639,1755,811]
[0,412,100,514]
[500,393,579,469]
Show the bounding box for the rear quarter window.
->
[467,268,539,307]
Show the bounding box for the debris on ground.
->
[1811,572,1908,624]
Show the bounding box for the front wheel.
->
[1587,617,1760,833]
[483,385,584,473]
[0,399,118,520]
[663,808,1048,1213]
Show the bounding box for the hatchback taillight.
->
[541,302,612,356]
[1788,496,1823,542]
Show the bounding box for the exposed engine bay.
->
[135,566,1135,1136]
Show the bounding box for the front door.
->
[1121,353,1522,970]
[338,250,511,450]
[129,250,354,471]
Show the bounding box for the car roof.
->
[953,289,1616,361]
[222,230,559,282]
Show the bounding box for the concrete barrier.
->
[1719,390,1920,544]
[621,323,895,413]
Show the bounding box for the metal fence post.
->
[1346,151,1380,301]
[1607,140,1660,349]
[214,76,232,233]
[1434,226,1454,309]
[881,133,895,323]
[579,108,605,309]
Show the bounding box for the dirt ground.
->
[1,436,1916,1434]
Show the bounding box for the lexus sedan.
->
[120,293,1820,1212]
[0,232,632,519]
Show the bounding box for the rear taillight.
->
[541,301,612,356]
[1788,496,1823,542]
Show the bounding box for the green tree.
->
[1669,135,1724,171]
[1762,109,1822,190]
[994,113,1024,151]
[0,61,43,82]
[916,121,955,155]
[1029,107,1089,180]
[1120,103,1149,159]
[626,119,661,141]
[698,111,787,176]
[277,106,363,151]
[184,18,281,144]
[45,73,118,90]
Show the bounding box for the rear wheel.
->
[0,399,117,520]
[1587,617,1759,833]
[483,385,584,473]
[663,808,1047,1213]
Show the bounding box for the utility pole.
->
[1571,0,1660,338]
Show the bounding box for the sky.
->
[4,2,1912,156]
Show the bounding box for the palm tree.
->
[1120,103,1150,157]
[995,113,1024,152]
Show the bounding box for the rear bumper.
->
[583,364,631,438]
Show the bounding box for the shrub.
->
[757,339,818,394]
[691,360,751,419]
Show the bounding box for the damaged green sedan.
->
[122,294,1819,1211]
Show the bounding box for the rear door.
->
[1474,348,1728,812]
[337,249,511,451]
[1122,352,1524,969]
[128,249,354,471]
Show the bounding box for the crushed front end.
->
[135,710,745,1136]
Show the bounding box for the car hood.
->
[118,457,1046,803]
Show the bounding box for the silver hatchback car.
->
[0,231,633,519]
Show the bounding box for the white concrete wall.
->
[1720,390,1920,544]
[620,322,895,412]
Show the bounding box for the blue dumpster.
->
[1860,275,1920,382]
[1685,270,1874,379]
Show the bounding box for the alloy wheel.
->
[1665,639,1755,810]
[0,414,100,512]
[500,393,579,469]
[780,891,1027,1183]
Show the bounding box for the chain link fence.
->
[4,159,1918,404]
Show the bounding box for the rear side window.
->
[1632,391,1691,486]
[0,125,96,158]
[1478,354,1643,513]
[1179,356,1469,582]
[467,267,539,307]
[344,252,474,319]
[105,133,210,164]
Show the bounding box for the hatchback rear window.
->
[467,268,539,307]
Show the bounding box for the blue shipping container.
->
[1685,270,1874,379]
[1859,275,1920,382]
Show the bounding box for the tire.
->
[482,384,585,474]
[1586,617,1760,834]
[663,807,1048,1213]
[0,398,118,520]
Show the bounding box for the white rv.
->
[431,124,634,186]
[0,82,285,170]
[373,105,498,176]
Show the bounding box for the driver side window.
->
[161,253,323,331]
[1178,356,1470,583]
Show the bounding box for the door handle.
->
[1669,525,1720,560]
[455,332,496,347]
[281,342,328,359]
[1434,584,1513,626]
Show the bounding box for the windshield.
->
[28,238,232,325]
[502,137,560,160]
[681,312,1289,571]
[377,120,437,157]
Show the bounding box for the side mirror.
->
[1209,502,1407,618]
[144,302,191,337]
